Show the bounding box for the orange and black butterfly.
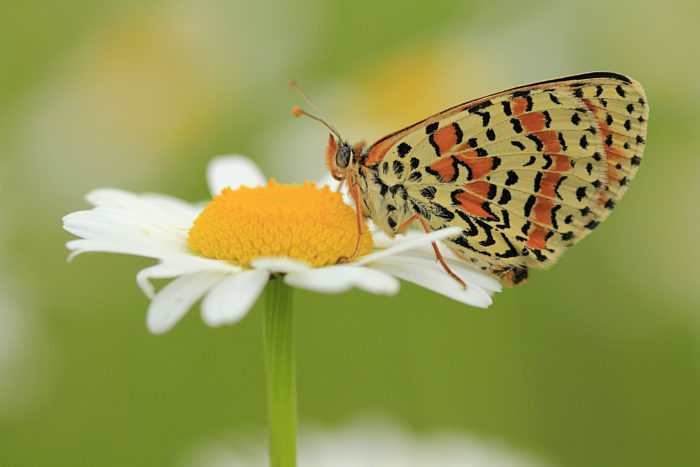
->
[291,72,648,287]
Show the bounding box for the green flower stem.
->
[263,278,297,467]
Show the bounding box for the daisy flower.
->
[63,154,501,467]
[63,155,500,334]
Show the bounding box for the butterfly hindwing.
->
[361,72,648,281]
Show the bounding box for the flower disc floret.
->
[188,180,373,267]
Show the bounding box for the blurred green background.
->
[1,0,699,465]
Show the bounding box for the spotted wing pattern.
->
[360,72,648,285]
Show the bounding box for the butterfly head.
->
[288,80,357,182]
[326,134,354,181]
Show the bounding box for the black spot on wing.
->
[392,160,404,177]
[533,172,542,192]
[476,219,496,247]
[473,111,491,127]
[495,232,519,258]
[554,176,567,200]
[527,134,543,151]
[430,202,455,221]
[585,220,600,230]
[502,101,512,116]
[542,154,552,170]
[389,184,408,201]
[524,195,536,217]
[498,189,511,205]
[452,122,463,144]
[410,200,431,220]
[558,132,568,151]
[542,110,552,128]
[510,118,523,133]
[551,204,561,230]
[579,135,589,149]
[420,186,437,200]
[425,122,439,134]
[495,209,511,229]
[428,134,441,157]
[397,142,412,158]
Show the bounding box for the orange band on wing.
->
[526,224,548,250]
[432,125,459,155]
[519,112,546,132]
[540,172,563,198]
[534,131,563,153]
[453,189,496,220]
[511,97,528,116]
[427,157,457,182]
[533,197,554,226]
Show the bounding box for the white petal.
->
[249,257,311,273]
[207,155,266,196]
[285,266,400,295]
[136,257,241,299]
[63,209,191,260]
[65,239,182,262]
[370,255,499,308]
[386,249,502,294]
[146,271,224,334]
[354,227,462,266]
[139,192,202,220]
[84,188,200,227]
[84,188,141,207]
[201,269,269,326]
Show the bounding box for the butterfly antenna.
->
[288,80,342,139]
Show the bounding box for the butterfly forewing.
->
[359,72,648,284]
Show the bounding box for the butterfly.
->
[290,72,648,287]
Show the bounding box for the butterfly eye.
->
[335,143,352,169]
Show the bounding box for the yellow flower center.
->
[188,180,373,267]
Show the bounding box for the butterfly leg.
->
[395,213,420,234]
[338,181,365,263]
[417,217,467,290]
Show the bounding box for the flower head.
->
[63,156,500,334]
